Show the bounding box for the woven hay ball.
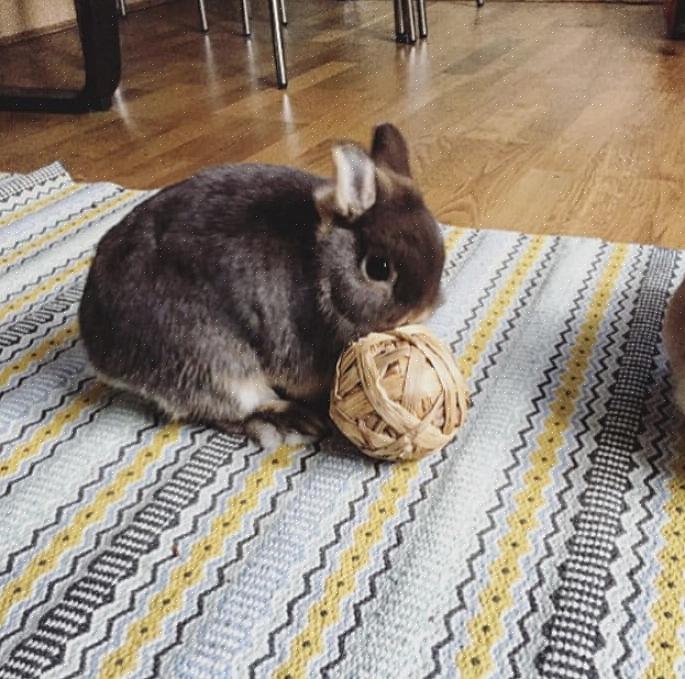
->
[329,325,469,462]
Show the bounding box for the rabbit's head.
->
[315,123,445,341]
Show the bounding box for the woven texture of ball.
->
[329,325,469,461]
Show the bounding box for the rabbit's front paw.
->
[244,400,329,449]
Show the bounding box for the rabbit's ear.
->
[316,143,376,222]
[370,123,412,178]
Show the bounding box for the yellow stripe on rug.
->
[0,190,137,270]
[454,244,628,678]
[0,260,95,480]
[0,423,183,627]
[645,451,685,679]
[457,236,546,375]
[273,461,415,679]
[272,235,549,679]
[0,184,82,230]
[443,226,465,253]
[99,444,301,679]
[0,379,104,479]
[0,257,91,324]
[0,321,79,392]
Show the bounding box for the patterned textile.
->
[0,163,684,679]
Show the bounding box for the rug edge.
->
[0,161,72,202]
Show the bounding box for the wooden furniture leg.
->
[0,0,121,113]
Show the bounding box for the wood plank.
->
[2,0,685,246]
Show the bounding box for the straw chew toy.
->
[329,325,469,462]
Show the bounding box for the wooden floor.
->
[2,0,685,247]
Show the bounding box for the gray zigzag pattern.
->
[0,176,72,217]
[0,431,246,678]
[507,246,645,677]
[0,187,120,260]
[426,242,611,678]
[321,236,561,677]
[0,375,108,502]
[147,445,321,679]
[0,248,88,307]
[613,256,682,676]
[245,460,382,679]
[0,286,82,354]
[244,225,490,678]
[534,247,679,678]
[0,163,69,205]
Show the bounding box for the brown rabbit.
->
[664,276,685,412]
[78,124,445,448]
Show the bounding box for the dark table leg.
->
[399,0,417,44]
[395,0,428,44]
[416,0,428,38]
[0,0,121,113]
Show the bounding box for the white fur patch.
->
[251,422,282,450]
[248,420,318,449]
[230,377,279,418]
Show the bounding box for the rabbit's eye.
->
[363,255,391,282]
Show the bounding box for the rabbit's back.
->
[79,164,336,412]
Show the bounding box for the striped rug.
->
[0,162,684,679]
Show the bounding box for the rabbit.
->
[78,123,445,448]
[664,276,685,413]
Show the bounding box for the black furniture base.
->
[0,0,121,114]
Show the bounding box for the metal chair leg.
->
[415,0,427,38]
[278,0,287,26]
[118,0,127,18]
[197,0,209,32]
[267,0,287,87]
[400,0,417,44]
[476,0,485,6]
[393,0,405,41]
[241,0,252,35]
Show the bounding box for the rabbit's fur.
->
[79,124,445,447]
